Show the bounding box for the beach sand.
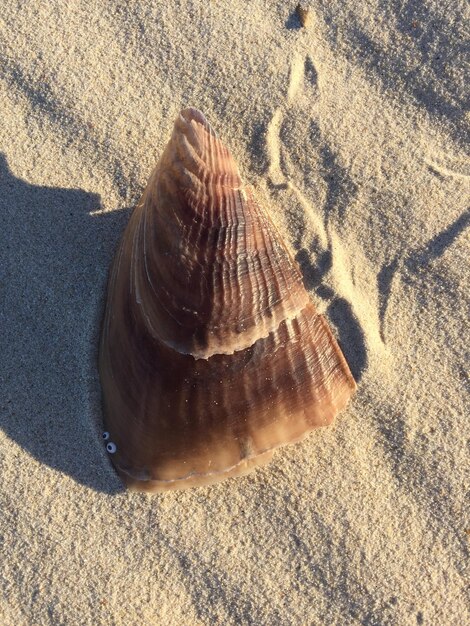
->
[0,1,468,624]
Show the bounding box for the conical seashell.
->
[99,108,356,491]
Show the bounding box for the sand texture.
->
[0,1,469,624]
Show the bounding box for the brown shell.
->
[99,108,356,491]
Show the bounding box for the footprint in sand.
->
[267,53,319,187]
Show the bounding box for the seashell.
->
[99,108,356,492]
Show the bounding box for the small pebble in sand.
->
[296,3,312,28]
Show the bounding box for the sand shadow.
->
[377,256,400,342]
[326,298,368,382]
[340,4,468,145]
[294,244,367,383]
[377,208,470,340]
[405,208,470,272]
[0,153,130,494]
[284,9,304,31]
[295,248,333,292]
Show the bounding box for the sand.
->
[0,1,468,624]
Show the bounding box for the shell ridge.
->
[211,134,228,332]
[246,206,263,329]
[159,300,317,360]
[251,198,280,330]
[134,199,148,305]
[252,214,271,325]
[180,107,216,137]
[176,131,210,185]
[251,186,309,313]
[309,319,328,402]
[252,196,283,314]
[138,191,194,333]
[251,188,305,316]
[239,180,253,334]
[317,313,357,393]
[223,191,236,325]
[229,188,241,325]
[186,126,210,308]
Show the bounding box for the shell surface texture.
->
[99,108,356,492]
